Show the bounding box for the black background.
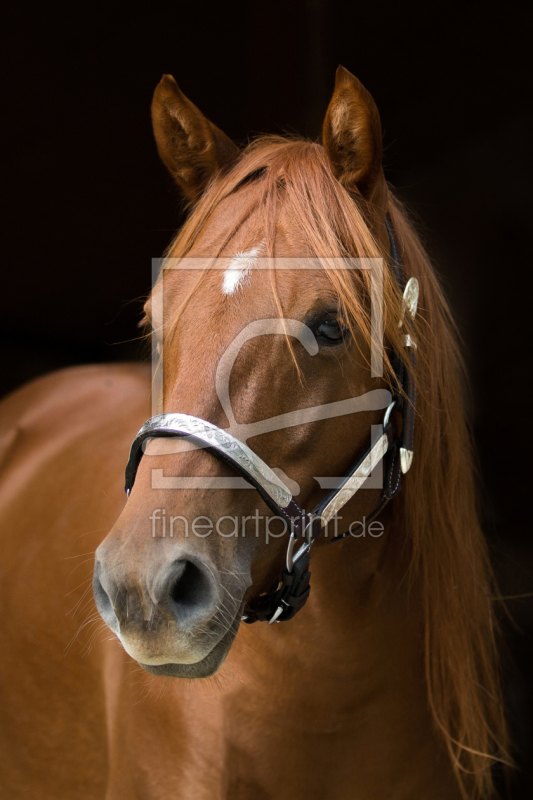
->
[2,2,532,795]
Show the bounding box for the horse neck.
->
[235,509,459,795]
[294,508,421,683]
[237,506,419,694]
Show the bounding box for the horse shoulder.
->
[0,363,150,799]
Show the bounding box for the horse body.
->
[0,368,458,800]
[0,67,508,798]
[0,365,147,797]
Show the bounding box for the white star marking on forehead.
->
[222,241,264,296]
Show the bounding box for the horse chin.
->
[138,625,237,679]
[136,601,245,679]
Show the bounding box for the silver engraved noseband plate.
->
[130,413,293,509]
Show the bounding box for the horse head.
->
[93,67,407,677]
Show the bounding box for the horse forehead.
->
[162,255,329,320]
[221,242,263,296]
[160,203,324,311]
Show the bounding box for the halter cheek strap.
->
[123,216,418,624]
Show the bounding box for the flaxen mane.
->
[156,136,509,799]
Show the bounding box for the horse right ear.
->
[151,75,240,203]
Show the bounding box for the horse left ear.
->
[151,75,240,203]
[322,66,387,215]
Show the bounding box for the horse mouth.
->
[136,606,242,679]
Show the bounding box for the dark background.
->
[2,2,532,795]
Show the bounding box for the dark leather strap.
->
[243,550,312,624]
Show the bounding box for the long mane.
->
[163,136,510,799]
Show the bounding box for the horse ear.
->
[151,75,240,203]
[322,66,387,215]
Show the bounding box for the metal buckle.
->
[383,399,396,429]
[285,530,309,573]
[285,518,315,574]
[244,518,314,625]
[267,521,314,624]
[268,605,285,625]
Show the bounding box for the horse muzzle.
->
[93,543,245,675]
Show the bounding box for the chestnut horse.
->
[0,67,509,799]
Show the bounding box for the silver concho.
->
[400,447,413,474]
[402,277,419,321]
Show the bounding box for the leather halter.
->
[124,216,418,624]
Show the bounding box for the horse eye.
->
[315,318,347,345]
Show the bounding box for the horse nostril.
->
[167,560,216,625]
[92,568,119,631]
[93,554,220,634]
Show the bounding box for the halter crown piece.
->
[124,216,419,624]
